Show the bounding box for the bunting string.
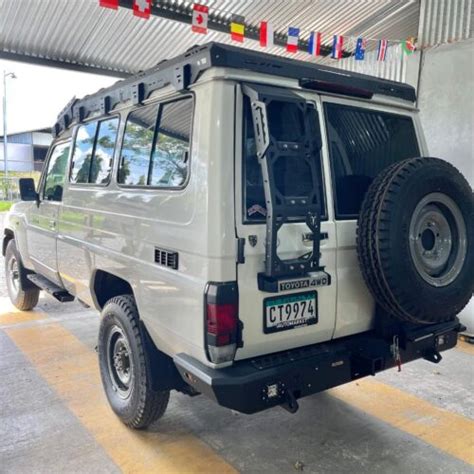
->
[99,0,417,61]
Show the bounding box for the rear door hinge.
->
[237,238,246,264]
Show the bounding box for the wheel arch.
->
[91,269,135,311]
[2,228,14,256]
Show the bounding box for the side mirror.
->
[19,178,38,202]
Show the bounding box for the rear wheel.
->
[98,294,169,429]
[5,240,40,311]
[357,157,473,324]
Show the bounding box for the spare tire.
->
[357,157,473,324]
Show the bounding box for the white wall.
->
[417,38,474,184]
[414,39,474,334]
[0,143,34,172]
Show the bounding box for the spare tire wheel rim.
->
[409,192,467,287]
[106,324,134,399]
[7,254,20,298]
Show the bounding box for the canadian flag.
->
[133,0,151,19]
[192,4,209,34]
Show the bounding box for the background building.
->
[0,127,52,172]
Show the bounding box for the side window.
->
[71,122,96,184]
[325,103,420,218]
[70,117,118,184]
[118,104,157,186]
[243,98,325,222]
[43,141,71,201]
[150,99,192,187]
[118,97,193,187]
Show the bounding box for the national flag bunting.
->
[259,21,274,48]
[331,35,344,59]
[192,3,208,34]
[287,27,300,53]
[230,15,245,42]
[355,37,366,60]
[402,37,416,54]
[377,39,388,61]
[99,0,119,9]
[133,0,151,19]
[308,32,322,56]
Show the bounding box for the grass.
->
[0,201,13,212]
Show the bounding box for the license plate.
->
[263,291,318,334]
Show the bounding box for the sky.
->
[0,59,119,135]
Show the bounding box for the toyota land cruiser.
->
[4,43,473,429]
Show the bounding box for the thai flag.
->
[260,21,274,48]
[308,32,322,56]
[377,39,388,61]
[355,38,367,60]
[331,35,344,59]
[287,27,300,53]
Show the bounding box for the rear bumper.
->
[174,319,462,414]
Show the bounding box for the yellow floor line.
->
[0,297,47,326]
[6,324,236,474]
[457,340,474,356]
[330,378,474,465]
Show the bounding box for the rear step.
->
[27,274,74,302]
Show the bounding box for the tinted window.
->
[43,141,71,201]
[243,99,325,222]
[70,118,118,185]
[325,103,419,217]
[118,97,193,187]
[118,104,158,186]
[149,99,192,187]
[91,119,118,184]
[71,122,96,184]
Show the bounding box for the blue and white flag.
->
[355,37,366,60]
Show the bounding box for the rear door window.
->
[324,103,419,218]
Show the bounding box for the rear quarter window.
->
[324,103,420,218]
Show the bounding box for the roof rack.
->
[53,42,416,137]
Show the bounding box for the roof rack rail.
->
[53,42,416,137]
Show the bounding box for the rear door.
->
[234,84,337,360]
[321,96,422,338]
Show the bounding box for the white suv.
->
[4,43,472,429]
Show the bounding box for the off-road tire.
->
[357,157,473,324]
[4,240,40,311]
[98,295,170,429]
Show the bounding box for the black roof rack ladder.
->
[243,84,326,291]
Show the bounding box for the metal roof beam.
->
[0,50,129,78]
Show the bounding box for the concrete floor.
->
[0,221,473,473]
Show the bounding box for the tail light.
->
[205,282,240,364]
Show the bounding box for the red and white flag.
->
[133,0,151,19]
[192,4,209,34]
[377,39,388,61]
[259,21,274,48]
[99,0,119,9]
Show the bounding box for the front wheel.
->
[5,240,40,311]
[98,294,170,429]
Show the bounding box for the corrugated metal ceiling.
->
[0,0,420,77]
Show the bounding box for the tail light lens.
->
[205,282,239,364]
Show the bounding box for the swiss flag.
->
[133,0,151,19]
[192,4,209,34]
[99,0,119,9]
